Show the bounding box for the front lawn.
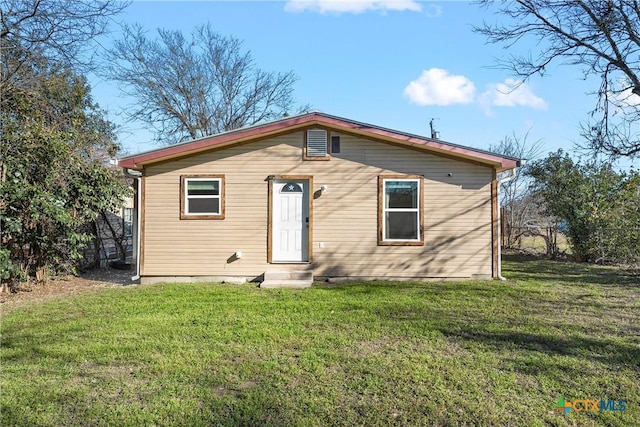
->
[1,256,638,426]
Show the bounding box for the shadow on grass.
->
[440,328,639,369]
[503,254,640,287]
[369,297,640,372]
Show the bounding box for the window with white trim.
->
[378,176,424,245]
[123,207,133,237]
[180,175,225,219]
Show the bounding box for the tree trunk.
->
[100,210,127,261]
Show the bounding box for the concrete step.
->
[260,270,313,288]
[260,279,313,289]
[263,270,313,281]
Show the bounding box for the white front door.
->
[272,180,309,262]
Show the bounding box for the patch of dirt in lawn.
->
[0,268,137,314]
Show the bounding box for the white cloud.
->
[479,78,548,114]
[403,68,476,106]
[284,0,422,14]
[603,78,640,116]
[611,86,640,109]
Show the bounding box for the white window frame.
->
[123,207,133,237]
[180,175,225,220]
[378,176,424,246]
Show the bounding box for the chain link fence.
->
[593,227,640,265]
[504,225,640,266]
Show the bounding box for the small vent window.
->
[306,129,328,158]
[331,135,341,153]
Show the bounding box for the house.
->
[118,112,520,285]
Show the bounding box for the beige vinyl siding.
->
[141,132,493,279]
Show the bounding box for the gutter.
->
[123,167,143,281]
[496,160,524,281]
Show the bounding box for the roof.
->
[117,111,520,171]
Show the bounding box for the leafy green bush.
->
[1,49,130,281]
[528,150,640,263]
[0,248,23,289]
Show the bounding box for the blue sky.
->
[90,0,611,163]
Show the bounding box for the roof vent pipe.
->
[430,118,440,139]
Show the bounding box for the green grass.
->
[1,256,638,426]
[517,233,571,254]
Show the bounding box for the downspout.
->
[123,167,143,281]
[496,162,521,281]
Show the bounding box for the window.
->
[331,135,341,154]
[378,176,424,245]
[304,129,329,160]
[123,207,133,237]
[180,175,225,219]
[281,183,303,193]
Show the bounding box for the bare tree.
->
[490,131,542,206]
[505,192,565,258]
[475,1,640,158]
[489,132,548,251]
[2,0,129,173]
[105,23,304,144]
[1,0,129,80]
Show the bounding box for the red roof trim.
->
[118,112,519,170]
